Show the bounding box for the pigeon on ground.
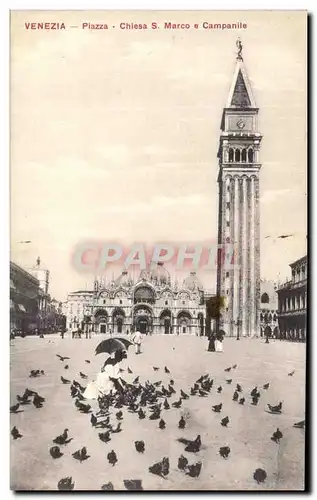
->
[10,403,20,413]
[153,366,160,371]
[164,366,170,373]
[75,400,91,413]
[85,360,91,364]
[226,379,232,384]
[33,393,45,408]
[98,431,111,443]
[271,428,283,444]
[72,447,90,462]
[178,455,188,470]
[11,426,22,439]
[239,397,245,405]
[221,416,229,427]
[138,408,146,419]
[267,402,282,414]
[133,376,139,384]
[236,383,242,393]
[159,418,166,429]
[107,450,118,466]
[134,440,145,453]
[90,414,97,427]
[293,420,305,429]
[57,477,74,490]
[185,461,202,478]
[212,403,222,413]
[149,457,169,477]
[217,386,222,393]
[172,398,182,408]
[219,446,230,459]
[232,391,239,401]
[79,372,88,379]
[53,429,70,445]
[288,370,295,376]
[251,396,259,406]
[127,367,133,374]
[163,398,170,410]
[178,435,201,453]
[101,482,114,490]
[64,365,69,370]
[263,383,270,390]
[178,416,186,429]
[56,355,70,362]
[253,468,267,484]
[111,422,122,433]
[224,367,231,372]
[61,376,71,385]
[170,379,175,385]
[250,387,259,397]
[232,364,237,369]
[116,411,123,420]
[50,446,63,459]
[123,479,143,491]
[180,389,189,399]
[149,409,161,420]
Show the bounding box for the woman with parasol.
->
[83,337,132,400]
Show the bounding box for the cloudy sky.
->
[10,11,307,300]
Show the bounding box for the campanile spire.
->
[216,43,262,338]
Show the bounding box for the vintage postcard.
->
[10,10,307,491]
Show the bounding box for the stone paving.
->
[10,334,306,491]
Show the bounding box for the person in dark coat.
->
[208,332,216,352]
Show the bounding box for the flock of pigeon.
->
[11,351,305,491]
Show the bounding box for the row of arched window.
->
[228,147,254,163]
[260,312,277,322]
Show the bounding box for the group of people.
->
[207,331,225,353]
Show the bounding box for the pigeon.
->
[293,420,305,429]
[50,446,63,459]
[239,397,245,405]
[134,440,145,453]
[123,479,143,491]
[250,387,259,397]
[178,416,186,429]
[127,367,133,373]
[172,398,182,408]
[85,360,91,364]
[251,396,259,406]
[164,366,170,373]
[232,364,237,369]
[159,418,166,430]
[153,366,160,371]
[271,428,283,444]
[57,477,74,490]
[149,457,169,477]
[267,402,282,414]
[212,403,222,413]
[221,416,229,427]
[178,435,201,453]
[224,367,231,372]
[198,389,208,397]
[79,372,88,379]
[288,370,295,376]
[217,386,222,393]
[178,455,188,470]
[61,376,70,385]
[116,411,123,420]
[75,400,91,413]
[73,380,86,392]
[219,446,230,459]
[16,392,31,404]
[90,414,97,427]
[111,422,122,433]
[29,369,40,378]
[163,398,170,410]
[180,389,189,399]
[236,383,243,393]
[101,482,114,490]
[226,379,232,384]
[253,468,267,484]
[98,431,111,443]
[133,376,139,384]
[149,409,161,420]
[138,408,146,419]
[168,384,176,394]
[170,379,175,385]
[53,429,70,445]
[10,403,20,413]
[107,450,118,466]
[64,365,69,370]
[11,426,22,439]
[263,383,270,390]
[56,355,70,362]
[232,391,239,401]
[72,447,90,462]
[185,461,202,478]
[33,393,45,408]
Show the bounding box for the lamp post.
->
[236,317,242,340]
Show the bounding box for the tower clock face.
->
[236,119,245,129]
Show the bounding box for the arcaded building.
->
[276,255,307,342]
[66,265,206,336]
[259,279,279,338]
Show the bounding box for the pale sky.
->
[10,11,307,301]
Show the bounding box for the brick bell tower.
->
[216,40,262,338]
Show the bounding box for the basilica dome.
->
[183,271,203,291]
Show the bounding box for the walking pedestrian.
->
[132,330,143,355]
[207,331,216,352]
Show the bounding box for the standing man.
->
[132,330,143,355]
